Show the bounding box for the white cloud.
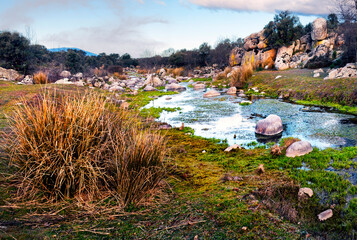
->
[41,17,167,57]
[187,0,335,15]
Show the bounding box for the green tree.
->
[0,31,31,74]
[65,49,85,73]
[327,13,339,30]
[264,11,304,48]
[198,42,211,66]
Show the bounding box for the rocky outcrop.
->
[311,18,327,41]
[0,67,23,81]
[286,141,313,158]
[229,17,344,71]
[17,75,33,85]
[325,63,357,79]
[255,115,283,136]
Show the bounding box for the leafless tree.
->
[335,0,357,63]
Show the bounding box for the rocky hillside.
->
[230,18,344,71]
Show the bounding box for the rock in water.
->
[286,141,313,158]
[143,85,157,91]
[318,209,333,221]
[165,83,186,92]
[193,83,206,90]
[255,115,283,136]
[203,90,220,98]
[311,18,327,41]
[227,87,237,95]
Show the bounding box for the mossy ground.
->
[0,79,356,239]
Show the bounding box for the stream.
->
[144,83,357,149]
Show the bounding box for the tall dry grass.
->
[3,91,166,205]
[33,71,48,84]
[230,63,254,88]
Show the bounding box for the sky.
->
[0,0,336,58]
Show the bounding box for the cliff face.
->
[230,18,344,70]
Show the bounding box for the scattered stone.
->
[255,115,283,136]
[242,227,247,231]
[298,187,314,198]
[224,144,242,152]
[202,150,206,153]
[227,87,237,95]
[60,70,71,78]
[166,97,172,100]
[18,75,34,85]
[318,209,333,221]
[275,75,282,80]
[313,73,320,78]
[203,90,220,98]
[193,83,206,90]
[286,141,313,158]
[55,78,73,85]
[74,80,85,87]
[165,83,186,92]
[314,68,324,74]
[143,85,157,91]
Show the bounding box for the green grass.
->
[140,106,181,118]
[249,69,357,115]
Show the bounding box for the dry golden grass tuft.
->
[137,69,148,75]
[3,90,166,206]
[33,71,48,84]
[113,72,127,80]
[172,67,184,77]
[230,63,254,88]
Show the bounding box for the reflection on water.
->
[144,83,357,149]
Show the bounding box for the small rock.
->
[193,83,206,90]
[224,144,242,152]
[227,87,237,95]
[202,150,206,153]
[242,226,247,231]
[313,73,320,78]
[143,85,157,91]
[166,97,172,100]
[275,75,282,79]
[318,209,333,221]
[286,141,313,158]
[298,188,313,198]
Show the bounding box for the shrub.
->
[33,71,48,84]
[172,67,185,77]
[230,63,254,88]
[113,72,127,80]
[137,69,148,75]
[3,91,166,205]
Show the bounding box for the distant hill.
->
[48,47,98,57]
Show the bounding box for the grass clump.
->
[230,63,254,88]
[2,90,166,206]
[140,106,181,118]
[33,71,48,84]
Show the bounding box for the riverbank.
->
[0,80,356,239]
[248,69,357,115]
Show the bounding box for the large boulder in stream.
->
[165,83,186,92]
[286,141,313,158]
[203,89,220,98]
[255,114,283,136]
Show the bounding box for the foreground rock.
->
[165,83,186,92]
[255,115,283,136]
[298,188,313,198]
[318,209,333,221]
[224,144,242,152]
[286,141,313,158]
[203,90,220,98]
[325,63,357,79]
